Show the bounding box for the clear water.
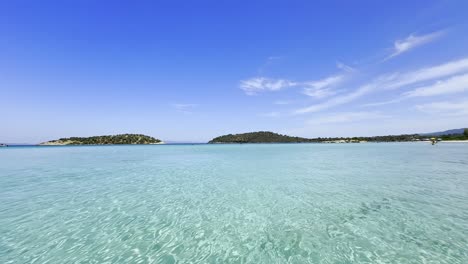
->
[0,143,467,264]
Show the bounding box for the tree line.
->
[209,130,468,143]
[50,134,161,145]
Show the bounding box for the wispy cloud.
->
[296,77,387,114]
[242,60,354,96]
[404,73,468,97]
[307,111,390,125]
[241,74,346,98]
[385,31,444,60]
[336,62,355,72]
[416,98,468,116]
[240,77,297,95]
[172,103,198,113]
[305,76,344,90]
[258,56,282,74]
[302,75,344,99]
[259,111,281,117]
[384,57,468,89]
[362,98,404,107]
[298,57,468,113]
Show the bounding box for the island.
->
[209,129,468,144]
[209,131,314,143]
[39,134,163,145]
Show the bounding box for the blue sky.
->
[1,0,468,143]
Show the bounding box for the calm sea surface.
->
[0,143,467,263]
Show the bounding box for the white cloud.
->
[242,60,354,96]
[302,75,344,99]
[259,111,281,117]
[296,77,386,114]
[287,114,467,139]
[364,72,468,106]
[267,56,282,60]
[240,75,344,98]
[172,103,198,113]
[302,88,337,99]
[258,56,282,74]
[404,73,468,97]
[307,111,390,125]
[385,31,444,60]
[384,57,468,90]
[415,99,468,116]
[240,77,297,95]
[361,98,404,107]
[305,75,344,90]
[336,62,355,72]
[298,57,468,113]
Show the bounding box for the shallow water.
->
[0,143,467,263]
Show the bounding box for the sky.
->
[1,0,468,143]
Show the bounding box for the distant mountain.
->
[209,131,313,143]
[422,128,467,136]
[39,134,163,145]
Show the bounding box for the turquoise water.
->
[0,143,467,263]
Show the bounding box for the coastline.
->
[39,141,165,146]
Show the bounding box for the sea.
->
[0,143,467,263]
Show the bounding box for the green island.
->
[39,134,163,145]
[209,129,468,144]
[209,131,313,143]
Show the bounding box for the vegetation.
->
[208,131,468,143]
[209,131,313,143]
[438,129,468,141]
[308,134,420,143]
[422,128,466,136]
[41,134,162,145]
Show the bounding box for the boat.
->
[0,143,7,147]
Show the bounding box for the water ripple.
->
[1,143,467,263]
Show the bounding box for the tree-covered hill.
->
[209,131,313,143]
[208,131,436,143]
[40,134,162,145]
[437,128,468,141]
[422,128,467,136]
